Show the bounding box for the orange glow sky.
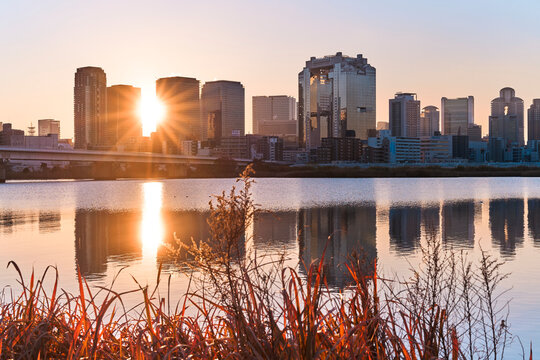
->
[2,0,540,138]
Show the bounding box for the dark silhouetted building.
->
[389,93,420,137]
[215,134,283,161]
[528,99,540,141]
[106,85,142,151]
[298,53,376,150]
[155,76,200,153]
[452,135,469,159]
[489,88,524,146]
[74,66,107,149]
[0,123,24,146]
[319,137,363,162]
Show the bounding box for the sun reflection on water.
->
[140,182,164,261]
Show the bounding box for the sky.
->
[1,0,540,138]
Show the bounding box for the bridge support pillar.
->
[166,164,188,179]
[92,162,117,180]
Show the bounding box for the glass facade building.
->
[298,52,375,149]
[201,80,245,141]
[441,96,474,136]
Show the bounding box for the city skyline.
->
[3,0,540,139]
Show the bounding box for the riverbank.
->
[5,162,540,180]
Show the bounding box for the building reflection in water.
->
[442,201,475,248]
[298,205,377,288]
[0,211,61,235]
[489,199,524,257]
[75,210,143,276]
[253,211,297,250]
[528,199,540,245]
[39,211,61,234]
[421,204,440,236]
[69,197,530,278]
[389,206,421,252]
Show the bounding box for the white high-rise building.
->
[38,119,60,138]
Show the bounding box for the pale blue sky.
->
[1,0,540,137]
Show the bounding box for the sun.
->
[139,89,165,136]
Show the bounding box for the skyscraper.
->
[74,66,107,149]
[419,106,439,137]
[298,52,376,149]
[489,87,524,146]
[441,96,474,136]
[389,93,420,137]
[528,99,540,141]
[38,119,60,138]
[252,95,296,136]
[156,76,200,150]
[201,80,245,141]
[106,85,142,150]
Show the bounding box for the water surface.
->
[1,177,539,356]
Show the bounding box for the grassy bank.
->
[6,161,540,181]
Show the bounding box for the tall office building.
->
[38,119,60,137]
[106,85,142,150]
[528,99,540,141]
[441,96,474,136]
[252,95,296,136]
[74,66,107,149]
[489,87,524,146]
[201,80,245,142]
[419,106,439,137]
[156,76,200,150]
[389,93,420,137]
[298,52,376,149]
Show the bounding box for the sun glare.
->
[139,89,165,136]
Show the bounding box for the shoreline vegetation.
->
[5,160,540,181]
[0,165,532,359]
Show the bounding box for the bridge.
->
[0,147,251,182]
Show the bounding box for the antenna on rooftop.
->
[28,123,36,136]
